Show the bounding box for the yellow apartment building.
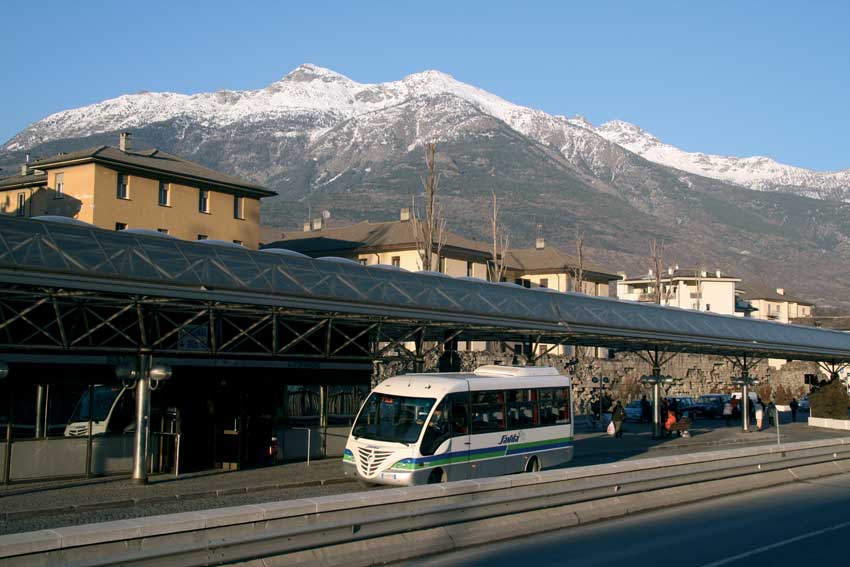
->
[0,133,275,249]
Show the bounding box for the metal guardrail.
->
[2,437,850,566]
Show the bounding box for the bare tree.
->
[649,239,673,305]
[568,226,586,294]
[488,191,510,282]
[411,143,447,271]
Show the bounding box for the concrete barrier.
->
[809,416,850,430]
[2,437,850,567]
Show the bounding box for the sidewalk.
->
[0,458,349,520]
[0,418,841,523]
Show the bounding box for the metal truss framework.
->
[0,215,849,363]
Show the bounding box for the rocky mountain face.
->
[3,64,850,309]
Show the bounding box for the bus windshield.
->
[69,385,123,423]
[352,393,436,444]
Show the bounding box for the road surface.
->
[403,471,850,566]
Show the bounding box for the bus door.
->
[421,391,470,481]
[445,391,471,481]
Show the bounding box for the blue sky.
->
[2,0,848,171]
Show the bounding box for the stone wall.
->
[374,348,822,409]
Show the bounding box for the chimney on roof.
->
[776,287,785,296]
[119,132,132,152]
[716,269,722,278]
[20,163,28,176]
[667,267,674,275]
[648,269,654,277]
[618,271,627,280]
[302,221,311,232]
[400,207,411,222]
[535,237,545,250]
[311,217,323,231]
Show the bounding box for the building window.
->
[115,222,127,231]
[117,174,129,199]
[467,261,474,277]
[157,228,169,234]
[55,172,65,198]
[158,181,169,206]
[233,195,244,219]
[359,258,368,266]
[540,278,549,289]
[16,193,25,216]
[197,234,208,241]
[391,256,401,268]
[233,239,243,246]
[199,189,210,213]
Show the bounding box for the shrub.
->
[774,385,792,405]
[809,379,850,420]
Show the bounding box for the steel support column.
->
[131,352,152,484]
[652,362,662,438]
[34,384,46,439]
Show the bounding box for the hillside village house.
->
[740,283,813,323]
[268,209,619,356]
[616,267,751,316]
[0,133,276,249]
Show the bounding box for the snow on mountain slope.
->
[3,64,629,179]
[594,120,850,201]
[5,63,848,202]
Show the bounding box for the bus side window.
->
[420,397,452,456]
[471,391,506,434]
[539,389,557,426]
[556,388,571,424]
[447,393,469,435]
[539,388,571,425]
[507,389,537,429]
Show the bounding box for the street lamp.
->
[731,375,760,432]
[640,373,678,438]
[591,376,610,428]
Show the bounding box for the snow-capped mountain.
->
[6,63,848,204]
[593,120,850,201]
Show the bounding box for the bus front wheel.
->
[427,468,446,484]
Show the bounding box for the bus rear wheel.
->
[427,468,446,484]
[525,456,541,473]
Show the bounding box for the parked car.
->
[670,396,700,418]
[624,400,643,422]
[696,394,731,419]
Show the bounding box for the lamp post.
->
[731,373,760,433]
[641,371,676,438]
[591,376,609,429]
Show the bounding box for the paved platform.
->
[0,416,839,535]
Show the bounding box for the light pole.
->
[731,373,760,433]
[591,376,609,429]
[641,371,676,438]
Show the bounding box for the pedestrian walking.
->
[790,398,799,423]
[612,401,627,439]
[723,399,733,427]
[755,398,764,430]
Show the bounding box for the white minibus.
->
[343,365,573,485]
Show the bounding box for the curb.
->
[0,476,355,523]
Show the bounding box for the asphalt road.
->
[402,472,850,567]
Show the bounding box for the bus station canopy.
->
[0,215,848,362]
